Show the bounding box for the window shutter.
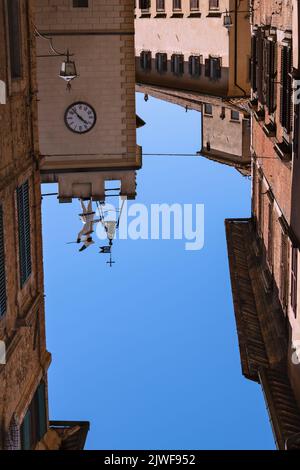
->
[21,381,47,449]
[173,0,182,9]
[156,0,165,10]
[256,30,264,103]
[190,0,199,9]
[209,0,219,9]
[291,247,298,317]
[251,35,257,92]
[189,56,201,77]
[0,206,6,317]
[171,54,184,75]
[286,47,293,133]
[280,46,292,133]
[140,51,151,70]
[205,58,210,77]
[17,180,31,287]
[267,201,273,268]
[37,382,47,441]
[211,57,221,79]
[140,0,150,8]
[265,40,276,113]
[156,53,167,73]
[280,233,288,311]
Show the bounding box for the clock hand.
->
[73,109,89,125]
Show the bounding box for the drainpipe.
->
[234,0,248,96]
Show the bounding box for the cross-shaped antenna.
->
[106,254,115,268]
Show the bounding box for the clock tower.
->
[35,0,141,202]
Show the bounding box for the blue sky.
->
[41,93,275,450]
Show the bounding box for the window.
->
[156,0,165,10]
[190,0,199,9]
[21,382,47,450]
[280,232,289,312]
[209,0,219,10]
[7,0,22,79]
[250,34,257,92]
[17,180,31,287]
[280,45,292,133]
[188,55,201,77]
[73,0,88,6]
[171,54,184,75]
[231,110,240,121]
[205,57,221,79]
[263,39,276,113]
[204,103,213,115]
[140,51,152,71]
[140,0,151,9]
[155,53,167,73]
[291,247,298,317]
[267,201,273,268]
[173,0,182,9]
[256,29,264,104]
[0,206,6,318]
[258,177,264,234]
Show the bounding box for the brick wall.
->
[0,0,50,447]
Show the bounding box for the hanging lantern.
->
[223,10,233,29]
[59,51,78,90]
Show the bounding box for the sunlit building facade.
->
[226,0,300,449]
[35,0,142,203]
[0,0,89,450]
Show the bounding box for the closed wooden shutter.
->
[21,381,47,449]
[258,177,264,234]
[156,0,165,10]
[171,54,184,75]
[280,46,293,133]
[280,233,288,311]
[265,40,276,113]
[209,0,219,9]
[156,53,167,73]
[190,0,199,9]
[7,0,22,78]
[205,57,221,79]
[173,0,182,9]
[211,57,221,79]
[188,56,201,77]
[291,247,298,317]
[256,30,264,103]
[17,180,31,287]
[0,206,6,317]
[140,0,150,9]
[140,51,152,70]
[267,201,273,268]
[251,35,257,92]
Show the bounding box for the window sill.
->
[230,119,240,123]
[274,142,292,162]
[206,12,222,17]
[171,13,184,18]
[188,12,201,17]
[155,13,167,18]
[140,13,151,18]
[204,113,213,118]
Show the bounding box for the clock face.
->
[64,102,96,134]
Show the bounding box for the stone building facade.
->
[35,0,142,202]
[137,83,251,174]
[135,0,251,97]
[135,0,252,173]
[0,0,88,450]
[226,0,300,450]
